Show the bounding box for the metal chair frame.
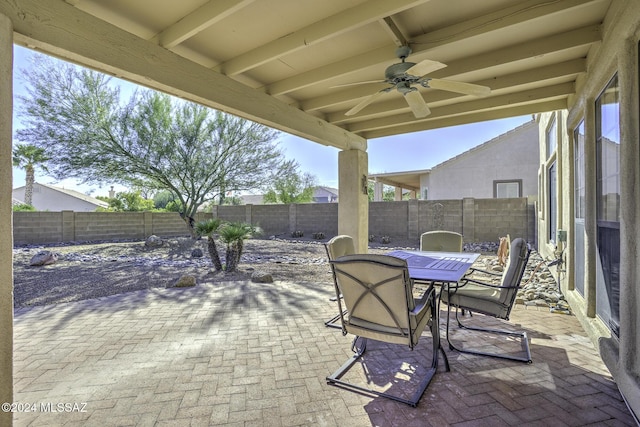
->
[441,240,533,364]
[323,236,353,329]
[327,255,448,407]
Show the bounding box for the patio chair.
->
[440,237,532,363]
[420,230,463,252]
[324,235,355,328]
[326,254,448,406]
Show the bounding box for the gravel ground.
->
[12,236,426,309]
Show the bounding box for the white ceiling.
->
[4,0,611,146]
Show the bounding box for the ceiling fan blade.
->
[406,59,447,77]
[427,78,491,96]
[345,89,389,116]
[404,90,430,118]
[331,80,386,89]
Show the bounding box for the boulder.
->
[145,235,164,248]
[191,248,204,258]
[251,271,273,283]
[173,275,196,288]
[29,251,59,266]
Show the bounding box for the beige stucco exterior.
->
[537,0,640,417]
[369,121,540,201]
[0,13,13,426]
[12,182,108,212]
[424,121,540,200]
[2,0,640,424]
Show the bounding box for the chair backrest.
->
[330,254,420,346]
[325,235,356,261]
[498,237,531,313]
[420,230,463,252]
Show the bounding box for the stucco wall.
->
[12,183,104,212]
[424,121,540,200]
[542,1,640,420]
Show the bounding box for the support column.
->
[373,181,383,201]
[0,13,13,427]
[338,149,368,253]
[394,187,402,201]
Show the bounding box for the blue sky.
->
[12,45,532,195]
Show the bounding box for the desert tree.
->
[263,160,317,204]
[12,143,49,206]
[16,53,288,236]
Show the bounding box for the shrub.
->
[13,203,36,212]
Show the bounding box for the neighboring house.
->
[240,187,339,205]
[12,182,108,212]
[369,120,540,201]
[313,186,338,203]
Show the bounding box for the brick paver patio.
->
[12,280,636,426]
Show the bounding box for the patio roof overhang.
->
[0,0,610,145]
[369,170,428,192]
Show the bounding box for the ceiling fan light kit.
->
[344,46,491,119]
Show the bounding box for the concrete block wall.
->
[473,198,529,242]
[369,201,409,238]
[13,211,64,244]
[13,211,195,245]
[249,204,289,236]
[74,212,145,241]
[12,198,534,245]
[416,200,464,239]
[294,203,338,236]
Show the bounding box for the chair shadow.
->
[356,312,636,426]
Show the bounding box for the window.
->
[597,75,621,223]
[548,161,557,243]
[574,120,586,219]
[494,180,521,198]
[595,73,620,337]
[546,115,557,158]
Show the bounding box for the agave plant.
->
[195,218,224,271]
[218,222,261,272]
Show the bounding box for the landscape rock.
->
[191,248,204,258]
[172,275,196,288]
[29,251,59,266]
[251,271,273,283]
[144,235,164,248]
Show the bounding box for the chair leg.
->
[324,309,347,329]
[327,335,438,407]
[445,306,532,364]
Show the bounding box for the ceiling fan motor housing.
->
[385,62,417,81]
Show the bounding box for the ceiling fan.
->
[341,46,491,118]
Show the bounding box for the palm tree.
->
[12,144,49,206]
[218,222,261,272]
[195,218,224,271]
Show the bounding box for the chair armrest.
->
[453,277,517,290]
[410,287,435,318]
[467,267,503,277]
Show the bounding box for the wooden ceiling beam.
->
[2,0,366,151]
[349,83,574,133]
[361,100,567,139]
[302,24,600,111]
[378,17,408,47]
[215,0,428,76]
[151,0,256,49]
[266,0,600,96]
[326,58,586,123]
